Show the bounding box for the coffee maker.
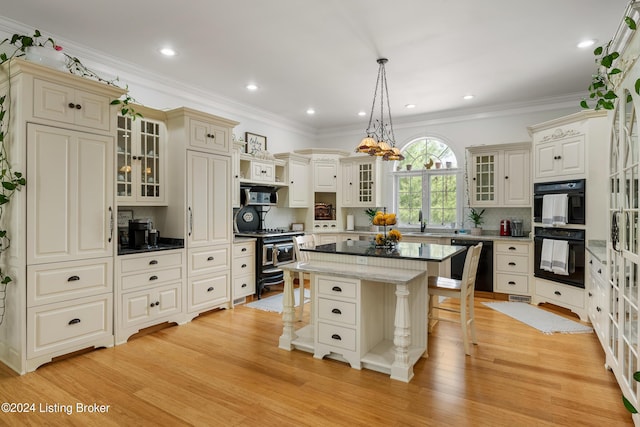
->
[129,218,159,249]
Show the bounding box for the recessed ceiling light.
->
[405,104,416,109]
[577,39,596,49]
[246,83,258,91]
[358,111,367,116]
[160,47,176,57]
[306,108,315,115]
[463,94,475,100]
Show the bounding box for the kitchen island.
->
[279,240,465,382]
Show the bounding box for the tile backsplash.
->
[463,207,532,233]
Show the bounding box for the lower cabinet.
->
[533,279,587,321]
[233,240,256,302]
[587,253,608,347]
[186,244,231,317]
[494,241,531,296]
[116,249,186,344]
[25,257,114,372]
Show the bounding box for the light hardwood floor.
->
[0,296,633,426]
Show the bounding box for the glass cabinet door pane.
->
[117,116,132,198]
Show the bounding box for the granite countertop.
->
[586,240,606,264]
[339,230,532,242]
[118,238,184,256]
[304,240,466,262]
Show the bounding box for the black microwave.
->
[533,179,585,225]
[241,187,278,206]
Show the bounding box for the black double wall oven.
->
[532,179,586,289]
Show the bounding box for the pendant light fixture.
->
[356,58,404,161]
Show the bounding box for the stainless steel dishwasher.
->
[450,239,494,292]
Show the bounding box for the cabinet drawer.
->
[121,267,183,291]
[28,258,112,306]
[233,274,255,298]
[317,276,358,299]
[234,241,255,257]
[495,242,530,255]
[190,247,229,273]
[495,273,529,294]
[496,254,529,274]
[536,280,584,309]
[120,251,183,274]
[317,322,356,352]
[233,256,255,275]
[188,271,229,311]
[318,298,357,326]
[27,294,112,358]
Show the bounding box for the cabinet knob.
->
[241,263,247,268]
[504,176,509,179]
[241,247,247,252]
[588,292,593,297]
[597,268,602,274]
[68,102,75,108]
[241,283,247,288]
[68,318,81,325]
[207,286,214,292]
[472,177,476,180]
[596,306,602,312]
[331,334,342,341]
[67,275,80,282]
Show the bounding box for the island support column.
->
[278,270,296,350]
[391,282,413,382]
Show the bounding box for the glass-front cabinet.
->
[116,108,167,206]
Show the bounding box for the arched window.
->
[393,137,461,228]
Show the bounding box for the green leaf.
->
[110,99,121,105]
[625,16,637,31]
[633,371,640,382]
[609,68,622,75]
[0,194,9,205]
[635,78,640,95]
[1,276,11,285]
[0,230,6,238]
[604,90,618,100]
[594,46,603,56]
[623,395,638,413]
[580,100,589,109]
[2,182,16,191]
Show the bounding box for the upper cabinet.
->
[189,117,230,153]
[527,110,608,183]
[238,154,286,186]
[313,159,339,192]
[274,152,311,208]
[467,143,531,207]
[340,156,382,207]
[116,106,167,206]
[33,77,114,132]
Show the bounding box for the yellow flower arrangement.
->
[372,211,396,226]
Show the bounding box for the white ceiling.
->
[0,0,632,131]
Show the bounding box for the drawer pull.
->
[596,306,602,312]
[241,263,247,268]
[508,262,516,266]
[331,308,342,315]
[149,275,158,281]
[588,292,593,297]
[241,283,247,288]
[207,286,214,292]
[68,318,81,325]
[554,290,562,296]
[207,256,214,261]
[331,334,342,341]
[589,260,593,264]
[508,281,516,285]
[508,246,516,251]
[241,247,247,252]
[331,286,342,292]
[149,260,158,265]
[597,268,602,274]
[67,275,80,282]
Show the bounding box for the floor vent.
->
[233,297,247,306]
[508,294,531,303]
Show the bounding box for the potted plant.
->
[365,207,379,232]
[468,208,485,236]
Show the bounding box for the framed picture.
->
[245,132,267,154]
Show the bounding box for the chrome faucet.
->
[419,210,426,232]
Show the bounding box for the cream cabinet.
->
[32,77,114,132]
[116,106,167,205]
[493,241,531,296]
[0,59,124,374]
[232,240,256,301]
[340,156,381,208]
[467,143,531,207]
[274,152,311,208]
[533,280,587,321]
[189,116,230,153]
[115,250,186,344]
[231,141,245,208]
[586,252,607,348]
[313,159,338,192]
[239,154,286,186]
[534,136,585,180]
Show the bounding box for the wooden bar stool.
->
[292,234,315,321]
